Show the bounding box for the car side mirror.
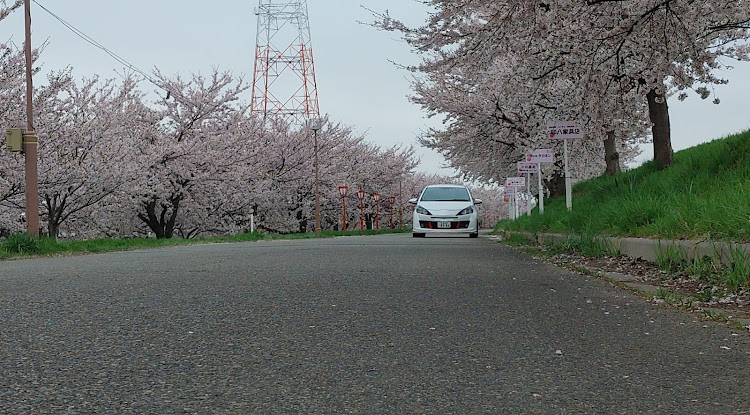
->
[473,199,483,205]
[408,198,418,205]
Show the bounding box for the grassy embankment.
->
[0,228,411,260]
[497,130,749,242]
[495,130,750,287]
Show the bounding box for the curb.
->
[496,230,750,330]
[502,231,749,266]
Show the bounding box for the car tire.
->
[412,232,425,238]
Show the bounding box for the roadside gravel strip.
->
[1,234,750,413]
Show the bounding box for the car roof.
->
[424,184,466,188]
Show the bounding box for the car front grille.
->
[419,221,470,229]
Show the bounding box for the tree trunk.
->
[138,200,164,239]
[297,210,307,233]
[137,197,180,239]
[646,88,673,169]
[48,222,60,240]
[604,130,621,175]
[164,198,179,239]
[45,195,64,239]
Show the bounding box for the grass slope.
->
[497,130,750,243]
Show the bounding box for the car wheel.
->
[413,232,425,238]
[469,232,478,238]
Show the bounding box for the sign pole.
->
[505,177,525,220]
[527,149,553,214]
[564,138,572,211]
[518,162,541,216]
[342,197,347,231]
[526,172,531,216]
[547,121,580,212]
[538,164,544,214]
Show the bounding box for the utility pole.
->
[24,0,39,237]
[312,120,321,233]
[398,178,403,229]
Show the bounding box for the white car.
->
[409,184,482,238]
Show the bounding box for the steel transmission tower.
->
[251,0,320,127]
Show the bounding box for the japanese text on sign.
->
[505,177,525,187]
[517,162,539,173]
[527,149,554,163]
[547,121,583,139]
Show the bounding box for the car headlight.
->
[416,205,432,215]
[458,206,474,215]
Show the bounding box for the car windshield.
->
[420,186,471,202]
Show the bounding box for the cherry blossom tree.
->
[0,44,26,200]
[371,2,647,194]
[560,0,750,168]
[0,43,27,235]
[249,117,420,233]
[1,47,446,239]
[169,109,265,238]
[372,0,750,183]
[29,73,156,238]
[1,5,34,235]
[128,69,250,239]
[335,142,419,231]
[0,0,21,21]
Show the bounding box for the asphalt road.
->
[1,233,749,414]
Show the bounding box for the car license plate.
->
[437,221,452,229]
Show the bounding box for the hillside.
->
[496,130,750,243]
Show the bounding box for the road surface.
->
[1,233,749,413]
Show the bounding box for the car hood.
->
[418,201,474,215]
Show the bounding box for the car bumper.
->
[412,214,478,233]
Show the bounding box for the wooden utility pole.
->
[24,0,39,237]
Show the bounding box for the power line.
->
[31,0,165,91]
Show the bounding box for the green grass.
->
[2,233,41,255]
[0,228,411,260]
[726,245,750,290]
[502,233,532,246]
[655,288,683,305]
[695,289,714,302]
[496,130,750,291]
[541,234,619,258]
[496,130,750,243]
[650,242,749,291]
[655,242,685,273]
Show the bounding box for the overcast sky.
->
[1,0,749,176]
